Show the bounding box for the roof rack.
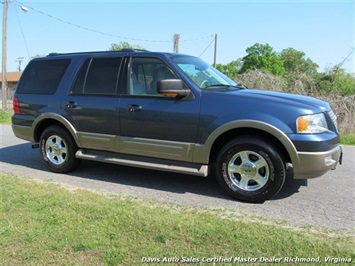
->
[118,48,149,52]
[47,49,149,57]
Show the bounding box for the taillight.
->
[13,97,21,114]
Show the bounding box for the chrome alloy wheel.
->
[45,135,68,165]
[227,150,270,191]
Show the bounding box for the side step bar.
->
[76,149,209,177]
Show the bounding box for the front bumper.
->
[293,145,343,179]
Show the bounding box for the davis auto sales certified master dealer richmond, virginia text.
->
[142,256,352,263]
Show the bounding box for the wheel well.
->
[34,119,70,143]
[208,128,291,164]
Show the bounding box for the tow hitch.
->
[32,143,39,149]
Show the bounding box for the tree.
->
[216,59,242,79]
[280,47,318,75]
[316,66,355,95]
[109,41,145,51]
[239,43,285,76]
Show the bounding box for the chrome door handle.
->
[66,101,77,108]
[128,104,142,112]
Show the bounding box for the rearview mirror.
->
[157,79,190,98]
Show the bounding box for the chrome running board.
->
[76,149,209,177]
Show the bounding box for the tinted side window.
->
[16,59,71,94]
[129,57,178,95]
[71,59,90,94]
[72,57,122,95]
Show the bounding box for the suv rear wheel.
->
[216,136,286,203]
[40,126,81,173]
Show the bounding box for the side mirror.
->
[157,79,190,98]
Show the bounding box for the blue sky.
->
[3,0,354,73]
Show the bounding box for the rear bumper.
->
[12,124,34,142]
[293,145,342,179]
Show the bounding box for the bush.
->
[237,69,285,92]
[335,72,355,96]
[236,70,355,134]
[315,67,355,96]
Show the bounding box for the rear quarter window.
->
[16,59,71,94]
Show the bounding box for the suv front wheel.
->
[216,136,286,203]
[40,126,81,173]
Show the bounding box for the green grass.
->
[340,134,355,146]
[0,109,12,124]
[0,173,354,265]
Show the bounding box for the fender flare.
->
[193,120,299,166]
[32,113,82,147]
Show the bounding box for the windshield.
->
[171,55,237,89]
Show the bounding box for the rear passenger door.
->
[63,56,122,151]
[119,56,200,162]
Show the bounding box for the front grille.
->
[328,110,338,132]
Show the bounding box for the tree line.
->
[215,43,355,96]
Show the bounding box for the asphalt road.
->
[1,124,354,234]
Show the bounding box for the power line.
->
[14,5,30,59]
[198,37,215,57]
[12,1,213,43]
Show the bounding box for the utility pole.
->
[2,0,8,110]
[16,57,24,72]
[213,33,217,67]
[173,34,180,53]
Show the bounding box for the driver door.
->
[119,56,200,161]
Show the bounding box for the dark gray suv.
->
[12,50,342,202]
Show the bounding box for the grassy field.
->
[0,173,353,265]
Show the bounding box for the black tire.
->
[215,136,286,203]
[39,126,81,173]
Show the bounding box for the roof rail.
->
[46,49,150,57]
[119,48,149,52]
[47,53,61,56]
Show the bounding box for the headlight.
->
[296,113,328,133]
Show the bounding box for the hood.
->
[200,88,332,134]
[234,89,330,113]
